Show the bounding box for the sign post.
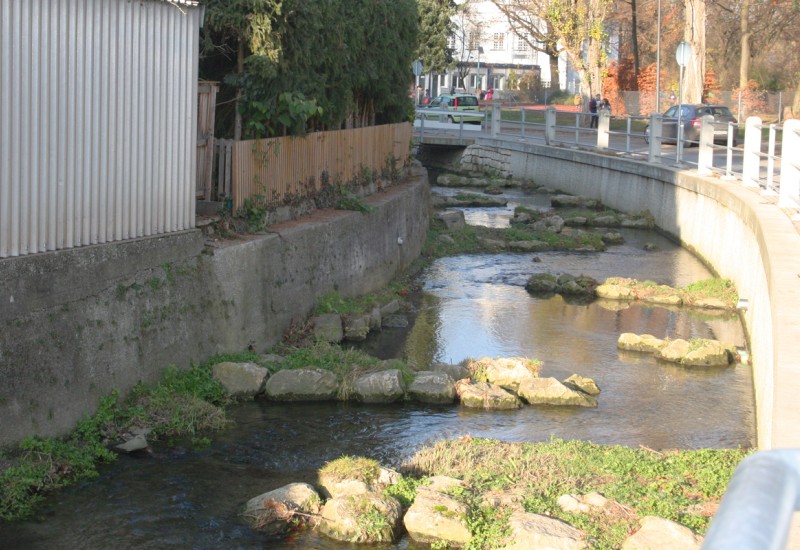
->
[675,41,691,162]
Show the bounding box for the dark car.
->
[644,104,738,146]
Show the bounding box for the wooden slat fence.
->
[230,123,412,211]
[196,81,219,200]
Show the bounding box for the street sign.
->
[676,41,692,68]
[412,60,423,76]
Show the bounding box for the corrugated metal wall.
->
[0,0,202,258]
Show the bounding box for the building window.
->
[492,33,505,51]
[448,34,456,50]
[516,34,529,52]
[468,30,481,51]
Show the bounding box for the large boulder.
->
[518,378,597,407]
[499,511,588,550]
[343,314,371,341]
[264,368,339,401]
[508,240,551,252]
[311,313,343,343]
[621,516,703,549]
[557,492,609,514]
[409,371,456,404]
[318,462,401,499]
[242,482,321,535]
[456,381,522,410]
[655,339,732,367]
[211,362,269,398]
[436,210,466,231]
[404,481,471,547]
[319,493,403,544]
[618,333,666,353]
[595,283,635,300]
[526,273,558,293]
[467,357,540,392]
[353,370,406,403]
[432,362,470,382]
[531,215,565,233]
[562,374,600,396]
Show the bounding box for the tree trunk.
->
[631,0,640,81]
[682,0,706,104]
[548,47,560,90]
[739,0,750,88]
[234,39,244,141]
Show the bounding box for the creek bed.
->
[0,192,756,549]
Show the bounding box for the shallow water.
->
[0,191,756,549]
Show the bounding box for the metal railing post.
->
[697,114,714,176]
[597,110,610,150]
[765,124,777,195]
[722,122,736,180]
[491,104,501,137]
[521,108,526,138]
[545,106,556,146]
[779,119,800,211]
[742,116,762,188]
[703,449,800,550]
[648,113,662,164]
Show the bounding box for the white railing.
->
[413,104,800,222]
[703,449,800,550]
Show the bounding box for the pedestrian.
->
[602,98,611,113]
[485,88,494,100]
[589,94,600,128]
[424,89,431,105]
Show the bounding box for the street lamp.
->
[475,46,484,93]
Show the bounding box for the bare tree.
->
[682,0,706,103]
[491,0,563,90]
[492,0,610,97]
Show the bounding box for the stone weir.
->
[0,163,432,447]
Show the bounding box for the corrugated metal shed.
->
[0,0,204,258]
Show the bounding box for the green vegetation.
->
[401,437,748,549]
[320,455,381,484]
[0,352,263,521]
[383,476,422,509]
[202,0,418,137]
[423,223,605,259]
[272,341,415,399]
[313,282,410,317]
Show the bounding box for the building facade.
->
[420,0,577,100]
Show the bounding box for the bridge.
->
[415,105,800,548]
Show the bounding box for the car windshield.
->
[712,106,734,118]
[457,96,478,107]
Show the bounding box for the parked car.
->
[644,104,738,146]
[421,93,481,124]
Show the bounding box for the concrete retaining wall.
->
[464,140,800,450]
[0,166,431,447]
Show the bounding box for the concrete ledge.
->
[472,138,800,450]
[0,171,431,447]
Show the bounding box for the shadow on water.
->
[0,188,756,549]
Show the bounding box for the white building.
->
[423,0,577,99]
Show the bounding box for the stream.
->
[0,185,755,549]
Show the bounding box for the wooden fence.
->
[228,123,412,211]
[196,81,219,200]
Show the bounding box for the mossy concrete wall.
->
[0,166,431,447]
[464,140,800,451]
